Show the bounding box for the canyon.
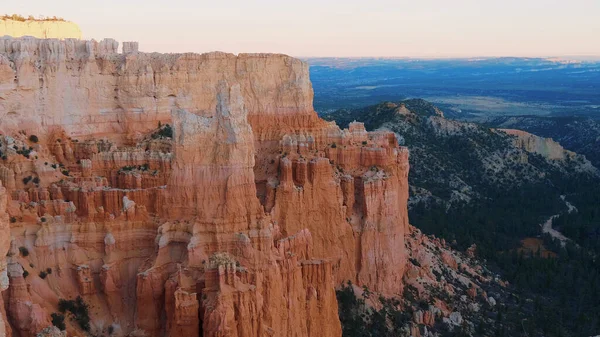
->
[0,36,417,337]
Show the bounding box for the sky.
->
[3,0,600,58]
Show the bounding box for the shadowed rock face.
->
[0,37,409,337]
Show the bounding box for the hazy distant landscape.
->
[307,57,600,119]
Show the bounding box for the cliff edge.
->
[0,19,81,39]
[0,37,411,337]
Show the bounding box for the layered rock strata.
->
[0,37,409,337]
[501,128,575,160]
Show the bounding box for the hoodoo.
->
[0,36,409,336]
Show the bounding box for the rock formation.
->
[336,226,507,337]
[0,19,81,39]
[501,128,598,174]
[0,37,410,337]
[501,128,575,160]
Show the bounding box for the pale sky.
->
[4,0,600,57]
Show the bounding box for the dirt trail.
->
[540,196,578,247]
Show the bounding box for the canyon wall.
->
[0,37,409,337]
[0,19,82,39]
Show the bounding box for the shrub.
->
[362,285,372,298]
[51,313,66,331]
[152,124,173,139]
[331,143,337,148]
[336,282,411,337]
[362,141,368,145]
[46,267,52,274]
[61,170,69,176]
[16,147,32,158]
[19,246,29,256]
[409,257,421,267]
[10,217,16,223]
[32,177,40,184]
[29,135,39,143]
[1,14,66,22]
[58,299,74,313]
[39,271,47,279]
[22,270,29,278]
[40,217,47,223]
[22,176,32,184]
[58,296,90,331]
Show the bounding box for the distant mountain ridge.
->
[307,57,600,117]
[305,56,597,68]
[483,115,600,168]
[323,99,598,208]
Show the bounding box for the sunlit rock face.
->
[0,37,409,337]
[501,128,575,160]
[0,19,82,39]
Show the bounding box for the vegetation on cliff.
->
[1,14,66,22]
[58,296,91,331]
[324,99,600,336]
[336,283,410,337]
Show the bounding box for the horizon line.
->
[297,54,600,60]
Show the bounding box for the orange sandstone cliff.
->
[0,36,409,337]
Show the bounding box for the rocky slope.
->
[0,36,442,337]
[483,115,600,168]
[501,129,577,161]
[337,227,522,337]
[0,19,81,39]
[324,99,600,336]
[324,99,598,208]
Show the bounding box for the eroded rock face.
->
[0,37,410,337]
[0,36,313,143]
[0,181,9,289]
[501,129,575,160]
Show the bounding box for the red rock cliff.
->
[0,36,409,337]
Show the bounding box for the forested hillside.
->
[323,99,600,336]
